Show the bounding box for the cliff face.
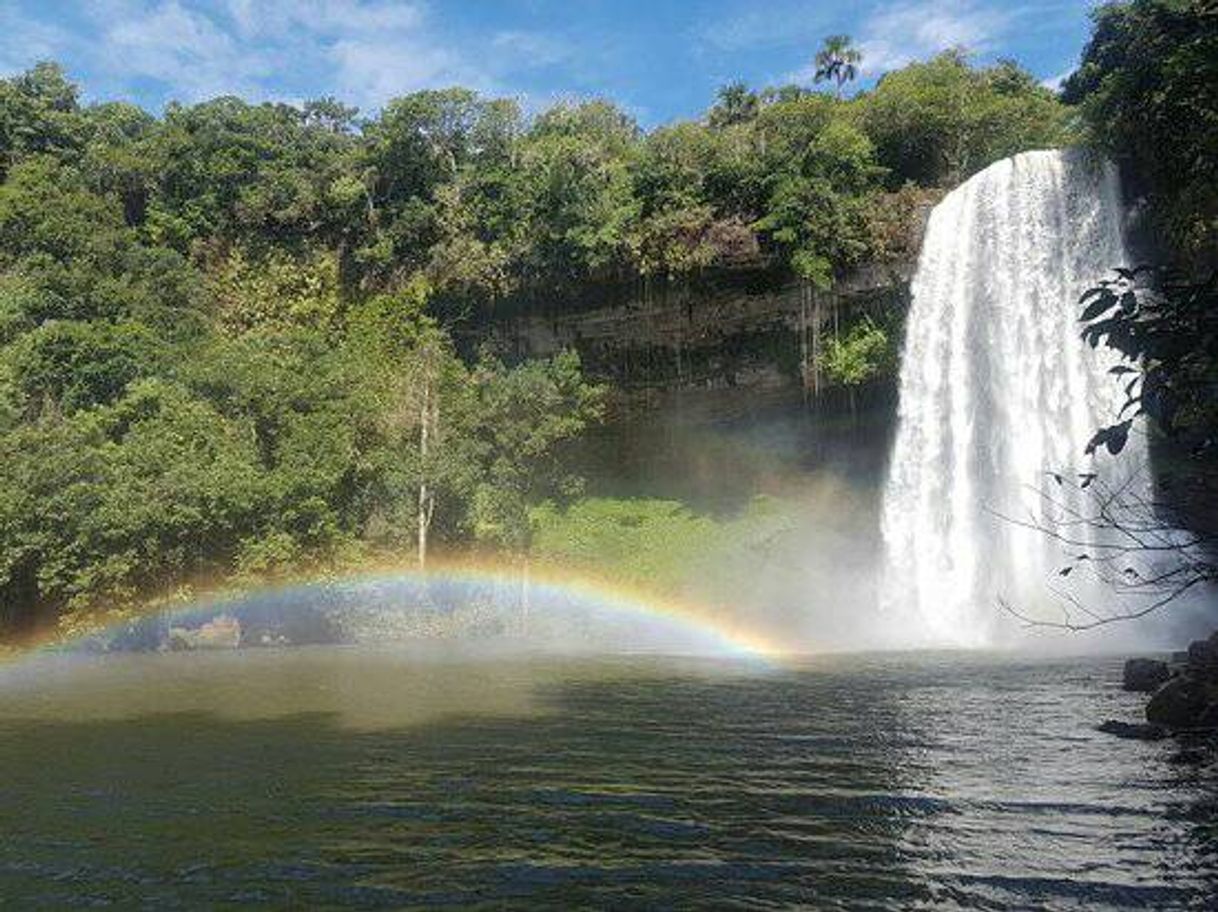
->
[483,259,915,420]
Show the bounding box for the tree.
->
[821,317,892,418]
[708,82,759,128]
[140,96,357,252]
[467,349,604,554]
[344,288,465,567]
[861,51,1068,186]
[512,101,640,282]
[0,379,271,623]
[9,320,165,416]
[206,245,343,335]
[751,99,883,284]
[813,35,862,98]
[79,101,158,225]
[0,62,87,178]
[1062,0,1218,264]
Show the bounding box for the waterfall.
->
[880,148,1138,646]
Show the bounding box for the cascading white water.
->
[880,148,1139,647]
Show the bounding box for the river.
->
[1,648,1213,909]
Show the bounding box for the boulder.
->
[165,614,241,651]
[1197,701,1218,730]
[1098,719,1169,741]
[1167,748,1209,765]
[1187,637,1218,675]
[1123,657,1171,692]
[1146,674,1210,728]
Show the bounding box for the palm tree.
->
[708,81,759,128]
[813,35,862,98]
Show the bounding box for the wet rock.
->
[1198,702,1218,730]
[1098,719,1169,741]
[1146,675,1210,728]
[1123,657,1171,692]
[1166,748,1209,765]
[166,614,242,651]
[1186,638,1218,678]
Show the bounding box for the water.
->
[1,648,1214,909]
[881,149,1141,646]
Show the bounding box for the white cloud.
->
[0,0,571,111]
[694,2,835,54]
[774,0,1015,86]
[490,30,573,69]
[96,0,448,105]
[0,4,76,76]
[222,0,424,41]
[856,1,1013,75]
[329,37,488,104]
[702,0,1017,89]
[102,1,273,100]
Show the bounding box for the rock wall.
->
[480,260,915,420]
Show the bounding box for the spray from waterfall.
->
[880,148,1140,647]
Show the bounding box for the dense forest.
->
[0,0,1212,634]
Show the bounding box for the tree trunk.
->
[417,378,435,569]
[799,281,810,406]
[518,557,531,634]
[810,286,823,399]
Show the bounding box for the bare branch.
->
[998,577,1205,632]
[992,464,1216,631]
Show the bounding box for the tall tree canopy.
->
[1063,0,1218,265]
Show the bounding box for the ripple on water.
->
[0,651,1213,909]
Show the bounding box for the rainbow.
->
[11,561,790,662]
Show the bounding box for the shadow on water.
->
[0,651,1215,909]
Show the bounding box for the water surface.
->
[1,649,1214,909]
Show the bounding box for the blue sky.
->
[0,1,1098,126]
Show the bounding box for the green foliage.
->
[0,295,602,623]
[750,98,885,285]
[529,498,722,592]
[822,318,894,388]
[208,245,344,334]
[467,349,605,550]
[0,380,267,616]
[0,156,199,326]
[1080,268,1218,457]
[513,101,640,280]
[708,83,760,128]
[141,96,358,251]
[1063,0,1218,262]
[629,121,758,274]
[862,51,1070,186]
[0,62,87,178]
[1064,1,1218,549]
[9,320,165,415]
[529,495,795,599]
[814,35,862,97]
